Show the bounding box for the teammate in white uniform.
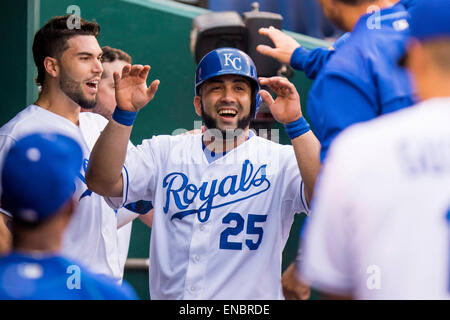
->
[82,46,154,280]
[86,48,321,299]
[0,16,123,280]
[300,0,450,299]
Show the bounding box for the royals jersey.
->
[300,97,450,299]
[0,105,122,280]
[106,133,308,299]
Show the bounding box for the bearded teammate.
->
[86,47,321,299]
[299,0,450,299]
[0,16,128,281]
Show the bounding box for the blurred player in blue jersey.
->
[258,0,416,163]
[0,133,137,299]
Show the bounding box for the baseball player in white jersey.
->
[299,0,450,299]
[86,47,321,299]
[82,46,154,280]
[0,16,129,281]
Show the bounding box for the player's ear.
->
[43,56,59,80]
[193,96,203,117]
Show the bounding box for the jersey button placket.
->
[183,170,214,299]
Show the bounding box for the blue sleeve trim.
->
[123,165,129,207]
[300,180,308,212]
[124,200,153,214]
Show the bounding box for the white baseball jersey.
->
[106,132,309,299]
[116,209,138,280]
[0,105,122,280]
[117,222,133,280]
[300,97,450,299]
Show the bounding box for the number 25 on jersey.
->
[220,212,267,251]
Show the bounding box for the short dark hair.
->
[101,46,132,64]
[32,15,100,86]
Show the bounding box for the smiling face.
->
[57,35,103,109]
[194,74,253,137]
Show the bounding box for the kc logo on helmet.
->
[223,53,242,71]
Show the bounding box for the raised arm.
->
[86,65,159,197]
[258,77,321,205]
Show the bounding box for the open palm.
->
[258,77,302,124]
[114,64,160,112]
[257,27,301,64]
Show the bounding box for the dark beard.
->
[59,69,96,109]
[201,101,251,140]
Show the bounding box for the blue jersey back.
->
[307,3,416,161]
[0,252,138,300]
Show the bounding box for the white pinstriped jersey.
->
[301,97,450,299]
[106,133,308,299]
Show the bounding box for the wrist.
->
[112,107,138,126]
[284,116,310,140]
[290,46,309,71]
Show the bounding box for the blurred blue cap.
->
[409,0,450,41]
[1,133,83,223]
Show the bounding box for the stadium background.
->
[0,0,329,299]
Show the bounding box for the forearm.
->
[291,131,321,205]
[86,119,132,197]
[139,209,154,228]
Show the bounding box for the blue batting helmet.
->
[195,47,262,117]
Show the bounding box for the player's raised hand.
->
[259,76,302,124]
[257,26,301,64]
[114,64,160,112]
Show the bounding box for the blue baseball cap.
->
[409,0,450,42]
[195,47,262,117]
[398,0,450,66]
[1,133,83,223]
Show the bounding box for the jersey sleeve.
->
[299,138,356,296]
[281,146,309,216]
[290,46,335,80]
[307,73,377,162]
[105,137,162,210]
[289,33,351,80]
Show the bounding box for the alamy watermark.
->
[366,5,381,30]
[66,5,81,30]
[66,264,81,290]
[366,265,381,290]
